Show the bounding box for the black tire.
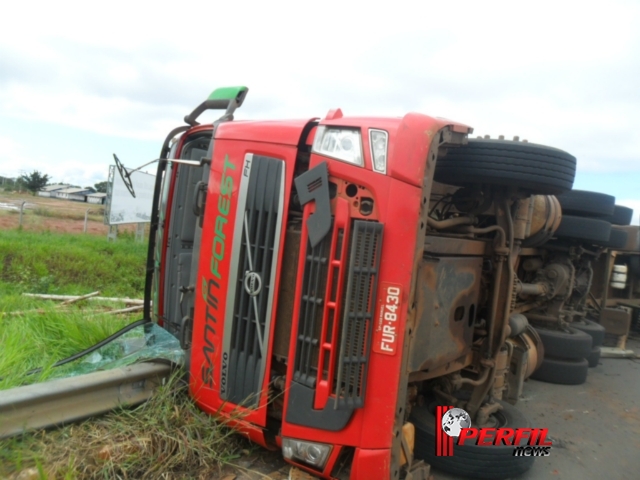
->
[599,205,634,226]
[530,357,589,384]
[557,190,615,217]
[571,319,606,347]
[435,139,576,195]
[599,228,629,249]
[533,325,592,359]
[555,215,612,243]
[411,397,535,479]
[587,347,601,368]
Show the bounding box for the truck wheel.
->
[599,205,634,226]
[434,139,576,195]
[600,228,629,249]
[587,347,601,368]
[556,190,615,217]
[571,319,606,347]
[410,397,535,479]
[530,357,589,384]
[532,325,592,359]
[554,215,612,243]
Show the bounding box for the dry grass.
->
[0,192,103,220]
[0,192,142,236]
[0,372,245,479]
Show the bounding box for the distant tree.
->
[19,170,50,195]
[94,181,108,193]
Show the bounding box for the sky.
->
[1,0,639,222]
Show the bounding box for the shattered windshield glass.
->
[48,324,184,380]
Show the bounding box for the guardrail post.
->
[19,201,26,228]
[107,225,118,242]
[135,223,145,243]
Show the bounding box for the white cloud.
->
[0,134,111,186]
[0,0,639,186]
[0,136,29,178]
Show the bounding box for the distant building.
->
[55,187,92,202]
[38,184,70,197]
[86,192,107,205]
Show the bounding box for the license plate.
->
[372,282,402,356]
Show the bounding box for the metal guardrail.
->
[0,362,172,439]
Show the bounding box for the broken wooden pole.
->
[60,291,100,306]
[22,293,144,305]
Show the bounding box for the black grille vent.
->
[226,156,283,406]
[293,224,333,388]
[334,221,383,410]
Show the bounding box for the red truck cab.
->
[148,86,561,479]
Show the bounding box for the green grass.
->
[0,298,131,389]
[0,230,250,479]
[0,230,147,297]
[0,230,147,388]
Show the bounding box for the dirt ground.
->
[0,192,139,235]
[225,337,640,480]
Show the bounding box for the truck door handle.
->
[192,181,207,218]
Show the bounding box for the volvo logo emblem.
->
[244,271,262,297]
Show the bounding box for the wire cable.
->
[21,318,151,377]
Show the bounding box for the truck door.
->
[156,130,211,342]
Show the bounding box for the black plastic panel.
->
[294,162,332,248]
[334,221,383,410]
[286,382,353,431]
[226,156,283,406]
[292,225,333,388]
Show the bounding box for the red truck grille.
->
[287,218,383,430]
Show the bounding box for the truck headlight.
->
[369,129,388,174]
[312,126,363,166]
[282,437,332,469]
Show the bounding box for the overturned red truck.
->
[138,87,582,479]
